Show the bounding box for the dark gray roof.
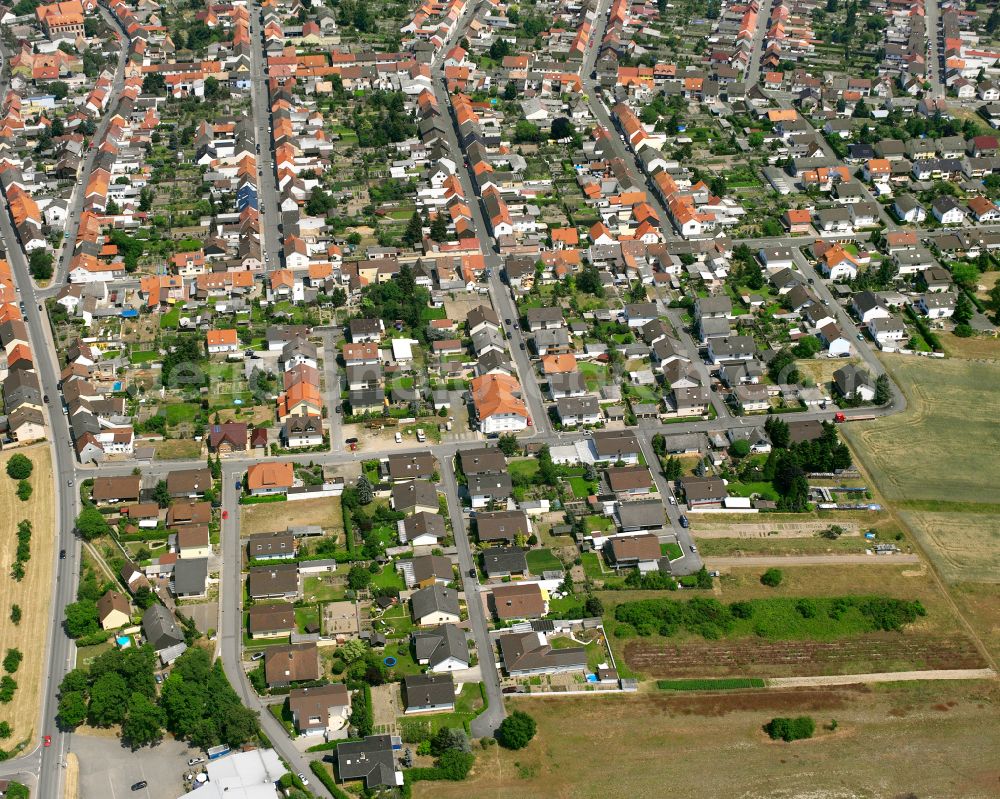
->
[403,673,455,710]
[141,604,185,651]
[410,584,460,621]
[412,624,468,669]
[337,735,399,788]
[481,546,528,577]
[172,558,208,596]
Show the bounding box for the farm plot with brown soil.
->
[623,634,985,679]
[0,445,56,752]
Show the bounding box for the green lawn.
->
[373,604,414,638]
[567,477,595,498]
[372,563,406,591]
[303,573,347,603]
[130,349,160,364]
[726,481,779,501]
[164,402,202,425]
[397,684,485,735]
[581,551,606,579]
[159,306,180,329]
[420,306,447,321]
[295,604,320,634]
[76,641,114,670]
[661,542,684,560]
[584,515,614,533]
[526,548,563,574]
[509,459,539,482]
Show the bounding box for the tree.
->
[760,568,783,587]
[355,475,374,506]
[502,81,517,100]
[430,726,470,756]
[9,605,21,625]
[574,264,604,297]
[496,710,536,749]
[513,120,542,143]
[142,72,167,94]
[0,721,10,738]
[764,416,790,449]
[729,439,751,458]
[497,434,520,457]
[339,638,368,664]
[873,374,890,405]
[57,691,89,729]
[764,716,815,742]
[153,479,172,508]
[88,671,130,727]
[537,446,558,486]
[348,565,373,590]
[748,131,765,149]
[551,117,574,140]
[122,692,166,748]
[583,595,604,616]
[76,506,110,541]
[435,748,475,780]
[662,456,682,482]
[429,214,448,242]
[16,480,31,501]
[954,292,975,325]
[3,649,22,674]
[5,454,32,480]
[792,335,822,359]
[64,600,99,638]
[402,211,424,246]
[28,249,54,281]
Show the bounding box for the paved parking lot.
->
[72,731,200,799]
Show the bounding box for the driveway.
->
[73,732,200,799]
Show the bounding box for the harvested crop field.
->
[0,445,55,751]
[897,510,1000,584]
[241,496,343,537]
[417,681,1000,799]
[841,355,1000,505]
[623,633,985,679]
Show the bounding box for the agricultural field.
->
[416,682,1000,799]
[600,563,979,679]
[0,446,56,751]
[241,496,344,537]
[843,351,1000,670]
[841,355,1000,506]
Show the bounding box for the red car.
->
[222,510,229,520]
[43,736,51,747]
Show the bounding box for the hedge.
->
[241,494,287,505]
[656,678,765,691]
[309,761,351,799]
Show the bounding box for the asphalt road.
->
[54,4,130,286]
[248,0,282,269]
[438,460,506,736]
[217,466,334,798]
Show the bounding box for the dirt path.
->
[64,752,79,799]
[704,554,921,567]
[768,668,996,688]
[695,522,861,539]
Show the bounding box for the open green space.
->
[525,548,563,574]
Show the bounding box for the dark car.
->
[44,395,49,403]
[468,568,476,578]
[59,549,66,559]
[131,781,148,791]
[678,515,690,529]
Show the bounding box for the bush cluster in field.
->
[614,596,927,640]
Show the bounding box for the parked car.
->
[250,651,265,661]
[188,758,204,767]
[395,432,403,443]
[131,782,148,792]
[678,515,689,528]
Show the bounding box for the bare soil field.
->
[623,634,985,678]
[842,355,1000,505]
[240,496,344,537]
[695,521,863,538]
[698,536,871,557]
[417,682,1000,799]
[0,445,55,751]
[797,356,861,386]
